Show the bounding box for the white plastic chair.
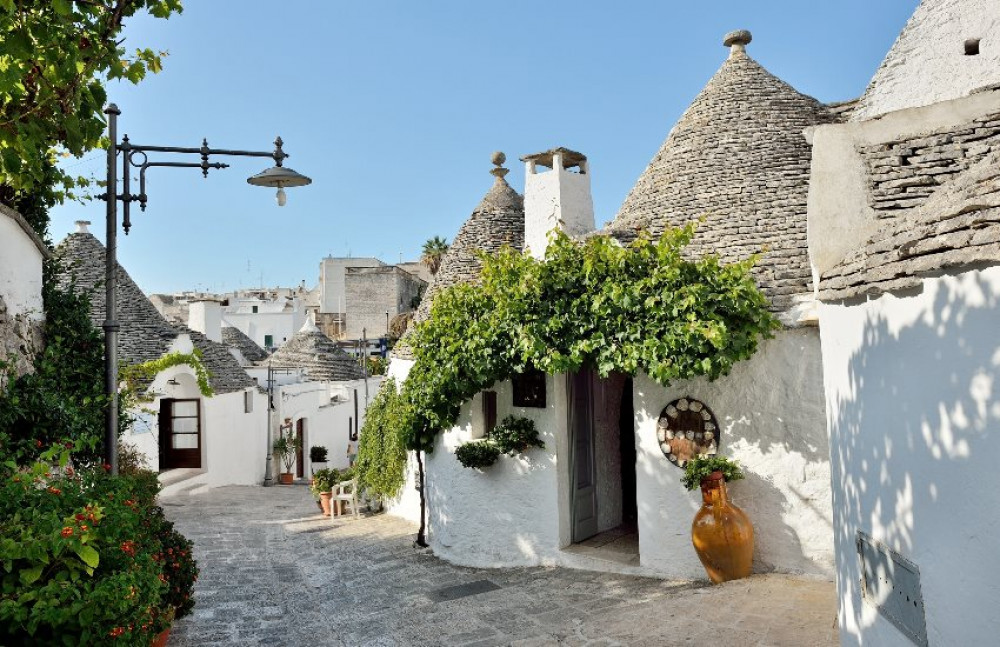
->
[332,479,359,519]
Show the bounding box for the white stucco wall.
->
[820,266,1000,646]
[0,211,45,321]
[425,374,569,568]
[634,329,834,579]
[851,0,1000,122]
[523,161,595,259]
[224,311,302,351]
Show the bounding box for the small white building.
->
[58,223,268,491]
[0,204,49,383]
[809,1,1000,644]
[246,321,381,478]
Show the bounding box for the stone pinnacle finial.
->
[74,220,91,234]
[723,29,752,57]
[490,151,509,180]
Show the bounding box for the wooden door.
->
[569,370,598,542]
[159,399,202,469]
[295,418,305,478]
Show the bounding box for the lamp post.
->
[99,104,311,476]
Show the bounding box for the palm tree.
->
[420,236,449,275]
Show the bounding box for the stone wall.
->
[860,111,1000,220]
[344,266,424,340]
[0,295,43,388]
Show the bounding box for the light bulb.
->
[276,186,287,207]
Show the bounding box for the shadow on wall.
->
[829,271,1000,644]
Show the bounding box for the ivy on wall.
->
[360,225,780,500]
[120,350,214,402]
[355,378,409,500]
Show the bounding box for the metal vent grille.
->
[857,531,928,646]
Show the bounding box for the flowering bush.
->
[0,448,198,645]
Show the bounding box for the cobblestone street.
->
[163,485,838,646]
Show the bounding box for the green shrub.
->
[356,378,408,500]
[680,456,745,491]
[489,416,544,455]
[151,511,197,624]
[0,464,167,644]
[455,440,501,469]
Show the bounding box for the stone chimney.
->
[187,298,223,343]
[520,147,595,260]
[74,220,91,234]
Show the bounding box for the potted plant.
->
[273,432,301,485]
[309,468,338,516]
[682,455,753,584]
[489,415,545,454]
[310,445,329,475]
[455,440,501,469]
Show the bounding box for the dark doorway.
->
[618,378,637,524]
[158,399,202,469]
[569,369,598,543]
[295,418,305,478]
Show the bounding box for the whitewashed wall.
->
[424,375,568,568]
[633,329,834,579]
[0,209,45,321]
[820,266,1000,646]
[223,311,302,351]
[134,362,268,487]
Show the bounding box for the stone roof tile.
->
[222,325,269,364]
[262,322,366,381]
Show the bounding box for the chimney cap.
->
[74,220,91,234]
[519,147,587,170]
[723,29,752,52]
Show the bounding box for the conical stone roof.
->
[393,154,524,359]
[222,324,269,364]
[608,31,840,312]
[262,321,366,381]
[57,231,178,366]
[56,230,254,394]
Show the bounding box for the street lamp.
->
[99,103,312,476]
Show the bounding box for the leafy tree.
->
[0,0,183,237]
[420,235,449,275]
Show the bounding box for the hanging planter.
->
[682,456,754,584]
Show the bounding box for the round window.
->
[656,397,719,468]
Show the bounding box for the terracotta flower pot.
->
[152,627,171,647]
[691,470,754,583]
[319,491,333,517]
[279,472,294,485]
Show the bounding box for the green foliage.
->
[454,440,500,470]
[120,350,214,402]
[309,445,328,463]
[489,415,544,455]
[0,457,185,645]
[309,468,337,496]
[0,259,108,465]
[272,431,301,475]
[395,226,780,453]
[0,0,183,218]
[152,511,197,623]
[680,455,745,491]
[355,378,408,501]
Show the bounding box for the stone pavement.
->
[162,484,839,646]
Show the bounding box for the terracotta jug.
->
[691,471,754,583]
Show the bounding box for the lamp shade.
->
[247,165,312,188]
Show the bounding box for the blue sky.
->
[51,1,919,294]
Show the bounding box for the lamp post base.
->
[263,455,275,487]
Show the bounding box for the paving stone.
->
[164,485,838,646]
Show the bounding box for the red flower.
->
[109,627,125,638]
[75,513,86,521]
[47,487,62,495]
[35,440,42,448]
[61,527,74,538]
[120,540,137,556]
[102,463,111,472]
